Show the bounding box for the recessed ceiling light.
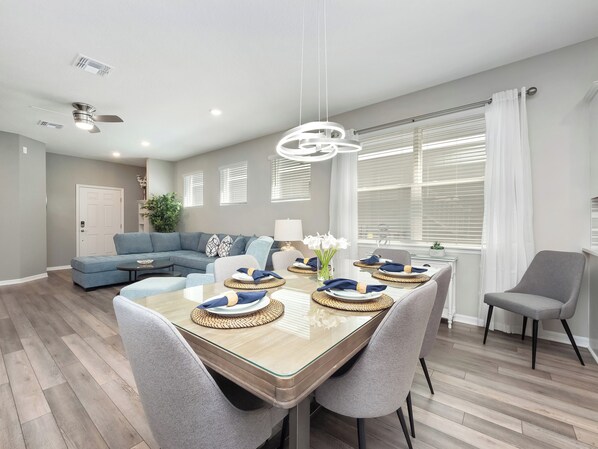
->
[141,140,150,147]
[210,108,223,116]
[112,152,121,157]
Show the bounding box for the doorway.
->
[76,185,124,257]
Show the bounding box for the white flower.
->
[336,237,349,249]
[321,233,337,250]
[303,234,321,250]
[303,232,349,250]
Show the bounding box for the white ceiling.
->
[1,0,598,167]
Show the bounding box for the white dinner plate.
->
[292,262,314,269]
[325,289,382,302]
[379,266,433,277]
[203,295,270,317]
[231,272,274,283]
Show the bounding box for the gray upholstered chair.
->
[315,281,437,449]
[113,295,287,449]
[213,254,260,282]
[246,236,275,270]
[375,248,411,265]
[483,250,586,369]
[271,249,303,271]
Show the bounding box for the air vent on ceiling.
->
[37,120,63,129]
[72,53,113,77]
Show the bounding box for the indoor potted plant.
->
[429,241,445,257]
[303,232,349,281]
[142,192,182,232]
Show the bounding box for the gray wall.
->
[0,131,47,281]
[146,159,175,197]
[46,153,145,267]
[175,134,332,237]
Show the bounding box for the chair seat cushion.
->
[120,277,187,300]
[484,292,563,320]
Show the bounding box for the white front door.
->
[77,185,123,257]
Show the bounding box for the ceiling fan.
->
[71,102,123,133]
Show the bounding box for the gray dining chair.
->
[272,249,303,271]
[375,248,411,265]
[113,295,287,449]
[315,281,437,449]
[213,254,260,282]
[483,250,586,369]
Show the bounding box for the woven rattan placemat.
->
[371,271,430,284]
[190,299,284,329]
[223,277,286,290]
[311,291,394,312]
[287,266,317,274]
[353,261,383,269]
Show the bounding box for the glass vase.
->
[317,257,333,282]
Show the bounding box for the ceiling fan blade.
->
[93,114,123,123]
[89,125,101,133]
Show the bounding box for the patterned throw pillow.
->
[218,235,234,257]
[205,234,220,257]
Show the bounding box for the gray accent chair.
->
[272,249,303,271]
[213,255,260,282]
[206,236,274,275]
[375,248,411,265]
[315,281,437,449]
[113,295,287,449]
[483,250,586,369]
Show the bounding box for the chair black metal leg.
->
[420,358,434,395]
[483,305,494,345]
[522,316,527,341]
[532,320,538,369]
[278,415,288,449]
[396,408,413,449]
[561,320,585,366]
[406,392,415,438]
[357,418,366,449]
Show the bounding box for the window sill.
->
[357,240,481,255]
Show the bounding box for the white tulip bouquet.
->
[303,232,349,280]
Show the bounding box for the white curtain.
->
[329,152,358,260]
[478,88,535,333]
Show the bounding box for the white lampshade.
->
[274,219,303,242]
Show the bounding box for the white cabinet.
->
[137,200,150,232]
[411,254,458,328]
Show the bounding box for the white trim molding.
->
[47,265,72,271]
[0,272,48,286]
[588,346,598,365]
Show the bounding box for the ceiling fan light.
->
[73,111,94,130]
[75,120,94,130]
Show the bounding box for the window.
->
[183,171,203,207]
[219,161,248,205]
[358,114,486,246]
[270,157,311,202]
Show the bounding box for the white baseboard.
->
[46,265,72,271]
[451,313,590,348]
[588,346,598,365]
[0,272,48,286]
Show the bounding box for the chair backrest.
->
[419,265,452,358]
[272,249,303,271]
[246,236,274,270]
[375,248,411,265]
[113,296,271,449]
[213,254,260,282]
[510,250,585,319]
[316,281,436,418]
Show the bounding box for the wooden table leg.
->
[289,397,310,449]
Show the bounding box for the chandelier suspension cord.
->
[323,0,329,121]
[299,0,306,126]
[317,0,321,121]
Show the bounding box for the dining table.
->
[135,259,430,449]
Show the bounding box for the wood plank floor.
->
[1,270,597,449]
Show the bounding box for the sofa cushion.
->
[218,235,234,257]
[230,236,246,256]
[71,250,197,273]
[206,234,220,257]
[150,233,182,252]
[114,233,153,255]
[180,232,202,250]
[172,254,218,272]
[244,235,258,252]
[198,233,212,252]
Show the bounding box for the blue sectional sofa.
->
[71,231,276,290]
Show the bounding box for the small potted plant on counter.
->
[429,241,445,257]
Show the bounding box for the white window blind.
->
[358,115,486,246]
[220,161,248,205]
[270,157,311,202]
[183,171,203,207]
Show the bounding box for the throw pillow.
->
[218,235,234,257]
[229,236,247,256]
[205,234,220,257]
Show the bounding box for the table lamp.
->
[274,219,303,251]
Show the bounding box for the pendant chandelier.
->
[276,0,362,163]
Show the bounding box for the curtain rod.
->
[357,87,538,135]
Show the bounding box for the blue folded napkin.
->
[360,254,382,265]
[237,268,283,281]
[317,278,387,293]
[197,290,267,309]
[295,257,317,270]
[379,263,427,273]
